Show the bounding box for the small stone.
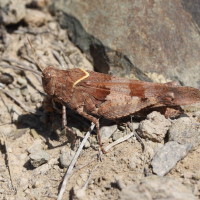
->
[0,73,14,85]
[60,150,75,168]
[20,87,29,97]
[192,172,200,180]
[112,130,125,141]
[24,9,48,27]
[31,93,42,103]
[12,112,20,122]
[14,87,21,97]
[27,139,44,154]
[30,129,40,139]
[17,77,27,86]
[19,178,28,191]
[33,163,49,175]
[100,125,117,139]
[29,150,50,168]
[74,188,86,200]
[138,111,171,142]
[48,22,58,30]
[48,158,59,165]
[129,156,142,170]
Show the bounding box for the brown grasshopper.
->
[15,39,200,153]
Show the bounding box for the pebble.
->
[20,87,29,97]
[29,150,50,168]
[0,73,14,85]
[60,150,75,168]
[137,111,171,142]
[33,163,49,176]
[19,178,29,191]
[31,93,42,103]
[100,124,117,140]
[30,129,40,139]
[128,156,142,170]
[48,158,59,165]
[48,21,58,31]
[73,188,87,200]
[112,130,125,141]
[17,76,27,86]
[192,172,200,180]
[27,138,44,154]
[169,117,200,150]
[24,9,48,27]
[151,141,193,176]
[119,176,196,200]
[14,87,21,97]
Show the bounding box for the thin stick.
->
[82,161,100,190]
[70,157,96,177]
[57,123,95,200]
[127,121,146,178]
[0,88,43,115]
[104,131,135,152]
[27,37,43,72]
[0,131,16,192]
[52,50,65,69]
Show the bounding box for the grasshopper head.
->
[42,66,58,96]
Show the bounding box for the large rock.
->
[120,176,196,200]
[50,0,200,88]
[0,0,26,25]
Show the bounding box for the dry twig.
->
[57,123,95,200]
[0,131,16,192]
[82,160,100,190]
[127,121,146,178]
[0,88,43,115]
[52,50,65,69]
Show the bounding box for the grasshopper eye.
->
[45,72,51,81]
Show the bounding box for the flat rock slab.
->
[120,176,196,200]
[151,141,192,176]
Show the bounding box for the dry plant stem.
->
[14,29,50,35]
[0,132,15,192]
[2,58,42,84]
[52,50,65,69]
[104,131,135,152]
[70,157,96,177]
[127,121,146,178]
[0,88,43,115]
[57,123,95,200]
[82,161,100,190]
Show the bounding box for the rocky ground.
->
[0,1,200,200]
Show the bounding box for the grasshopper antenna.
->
[27,37,43,72]
[15,66,42,77]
